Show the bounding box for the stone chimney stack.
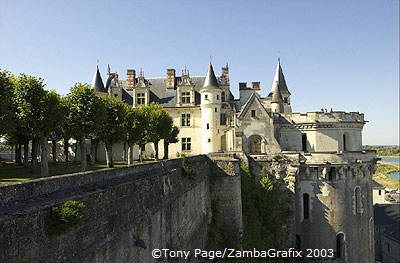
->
[252,82,260,90]
[239,82,247,90]
[221,64,229,82]
[166,69,176,89]
[126,69,136,90]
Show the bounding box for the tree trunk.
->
[31,137,39,167]
[123,141,127,161]
[80,138,87,171]
[105,143,113,168]
[15,143,22,165]
[139,144,144,162]
[52,140,57,162]
[40,136,49,177]
[163,142,169,159]
[23,140,29,167]
[90,139,97,165]
[63,138,69,162]
[127,144,133,166]
[154,141,159,160]
[74,141,78,162]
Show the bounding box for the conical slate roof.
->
[203,62,219,88]
[271,81,284,103]
[270,59,290,95]
[92,66,107,93]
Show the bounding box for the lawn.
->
[372,161,400,190]
[0,161,131,185]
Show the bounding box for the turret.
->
[200,62,222,153]
[271,82,284,113]
[92,66,107,94]
[269,58,291,104]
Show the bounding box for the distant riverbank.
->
[373,159,400,190]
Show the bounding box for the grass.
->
[372,161,400,190]
[0,160,140,185]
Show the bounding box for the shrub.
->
[47,200,86,235]
[181,156,193,178]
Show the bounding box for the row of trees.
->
[0,69,179,177]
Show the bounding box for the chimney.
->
[252,82,260,90]
[221,64,229,81]
[239,82,247,90]
[166,69,176,89]
[126,69,136,90]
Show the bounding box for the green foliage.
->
[124,105,146,146]
[364,145,400,156]
[47,200,86,235]
[181,156,193,178]
[98,97,126,145]
[0,69,14,136]
[240,164,290,251]
[65,83,106,140]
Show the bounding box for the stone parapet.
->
[281,111,365,124]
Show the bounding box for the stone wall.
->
[0,155,244,263]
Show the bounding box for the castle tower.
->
[92,66,107,94]
[200,62,222,153]
[271,82,284,113]
[269,59,292,113]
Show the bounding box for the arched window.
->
[249,135,262,154]
[343,133,347,151]
[336,233,345,259]
[303,193,310,220]
[354,187,362,214]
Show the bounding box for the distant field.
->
[373,161,400,190]
[364,145,400,157]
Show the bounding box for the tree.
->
[60,97,73,162]
[141,103,173,160]
[124,106,147,165]
[66,83,106,171]
[163,126,179,159]
[98,97,126,168]
[13,74,45,168]
[0,69,14,137]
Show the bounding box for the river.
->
[380,156,400,181]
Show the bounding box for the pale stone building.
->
[91,60,377,262]
[92,60,366,160]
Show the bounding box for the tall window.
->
[181,138,191,151]
[251,110,256,117]
[303,193,310,220]
[181,92,191,103]
[221,91,226,102]
[343,134,347,151]
[302,134,308,152]
[217,94,219,100]
[136,93,145,105]
[328,167,336,181]
[220,113,227,125]
[336,233,345,259]
[181,113,191,126]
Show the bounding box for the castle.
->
[90,60,377,262]
[92,60,364,158]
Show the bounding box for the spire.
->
[92,65,106,92]
[270,58,290,95]
[271,81,284,103]
[107,64,111,75]
[203,62,219,88]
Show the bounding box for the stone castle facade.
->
[91,60,377,262]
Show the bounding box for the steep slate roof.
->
[374,204,400,225]
[203,63,219,88]
[92,66,107,93]
[119,76,209,107]
[269,59,290,96]
[271,83,284,103]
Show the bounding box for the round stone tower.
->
[200,62,222,153]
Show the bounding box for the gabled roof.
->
[237,92,270,120]
[203,62,219,88]
[269,59,290,95]
[92,66,107,93]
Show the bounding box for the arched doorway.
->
[249,135,262,154]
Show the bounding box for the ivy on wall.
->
[47,200,86,236]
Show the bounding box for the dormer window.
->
[136,93,145,105]
[181,92,191,104]
[251,110,256,117]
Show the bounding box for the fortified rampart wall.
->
[0,155,242,263]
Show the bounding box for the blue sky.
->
[0,0,398,145]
